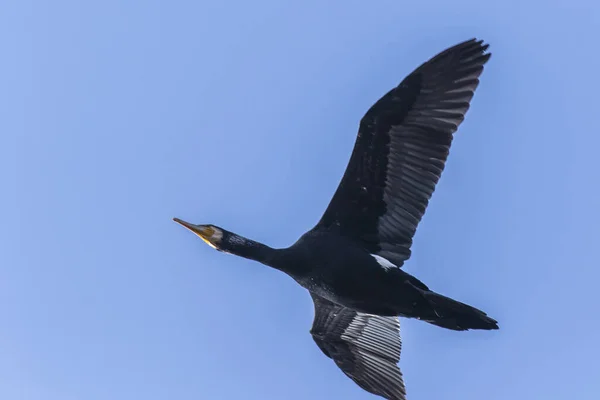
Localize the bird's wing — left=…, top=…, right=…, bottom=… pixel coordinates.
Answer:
left=314, top=39, right=491, bottom=267
left=310, top=294, right=405, bottom=400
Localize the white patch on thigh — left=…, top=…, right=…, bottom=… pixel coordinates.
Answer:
left=371, top=254, right=398, bottom=271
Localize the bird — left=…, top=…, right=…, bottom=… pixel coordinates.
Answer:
left=174, top=38, right=497, bottom=400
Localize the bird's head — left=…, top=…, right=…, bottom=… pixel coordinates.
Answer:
left=173, top=218, right=226, bottom=251
left=173, top=217, right=275, bottom=265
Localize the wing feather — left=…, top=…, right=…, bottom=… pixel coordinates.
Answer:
left=310, top=294, right=406, bottom=400
left=314, top=39, right=491, bottom=267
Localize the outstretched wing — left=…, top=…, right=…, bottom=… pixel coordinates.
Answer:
left=315, top=39, right=491, bottom=267
left=310, top=294, right=405, bottom=400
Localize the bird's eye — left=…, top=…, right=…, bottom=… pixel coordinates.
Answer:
left=201, top=226, right=215, bottom=238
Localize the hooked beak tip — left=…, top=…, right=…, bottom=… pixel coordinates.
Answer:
left=173, top=218, right=216, bottom=249
left=173, top=217, right=196, bottom=231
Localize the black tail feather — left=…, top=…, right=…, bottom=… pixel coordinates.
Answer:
left=422, top=291, right=499, bottom=331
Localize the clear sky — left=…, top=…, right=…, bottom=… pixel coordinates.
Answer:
left=2, top=1, right=599, bottom=399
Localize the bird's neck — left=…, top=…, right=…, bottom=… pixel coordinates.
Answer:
left=224, top=235, right=274, bottom=264
left=224, top=234, right=303, bottom=276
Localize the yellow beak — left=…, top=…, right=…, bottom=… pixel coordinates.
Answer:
left=173, top=218, right=216, bottom=248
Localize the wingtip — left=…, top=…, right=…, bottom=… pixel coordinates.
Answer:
left=422, top=37, right=492, bottom=69
left=461, top=38, right=492, bottom=64
left=462, top=37, right=491, bottom=53
left=468, top=38, right=491, bottom=52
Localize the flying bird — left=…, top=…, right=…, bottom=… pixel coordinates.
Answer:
left=174, top=38, right=497, bottom=400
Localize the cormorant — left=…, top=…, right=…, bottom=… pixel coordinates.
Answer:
left=174, top=38, right=497, bottom=400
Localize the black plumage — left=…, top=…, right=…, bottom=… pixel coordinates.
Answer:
left=174, top=38, right=497, bottom=400
left=310, top=294, right=406, bottom=400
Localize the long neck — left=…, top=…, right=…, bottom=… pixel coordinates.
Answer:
left=224, top=236, right=274, bottom=263
left=223, top=233, right=301, bottom=275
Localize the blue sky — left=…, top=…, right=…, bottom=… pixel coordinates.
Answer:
left=2, top=1, right=599, bottom=399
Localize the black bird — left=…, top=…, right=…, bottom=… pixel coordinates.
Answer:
left=174, top=38, right=497, bottom=400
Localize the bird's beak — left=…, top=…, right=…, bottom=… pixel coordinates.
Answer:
left=173, top=218, right=214, bottom=243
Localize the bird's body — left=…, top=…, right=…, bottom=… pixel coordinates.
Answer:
left=216, top=228, right=497, bottom=329
left=282, top=230, right=420, bottom=316
left=174, top=38, right=497, bottom=400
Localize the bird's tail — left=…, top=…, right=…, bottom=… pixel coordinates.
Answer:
left=421, top=291, right=499, bottom=331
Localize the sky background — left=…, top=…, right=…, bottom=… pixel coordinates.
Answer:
left=2, top=1, right=599, bottom=399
